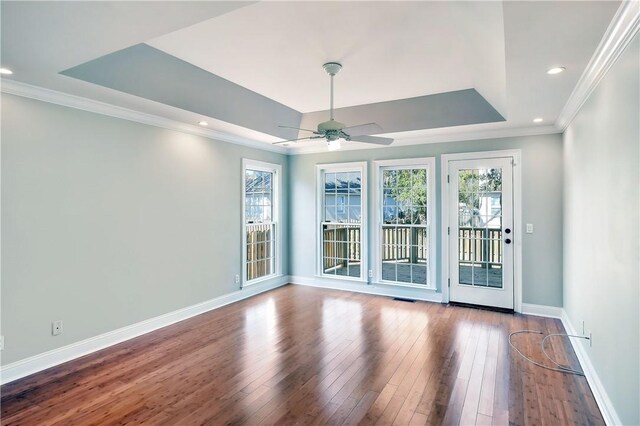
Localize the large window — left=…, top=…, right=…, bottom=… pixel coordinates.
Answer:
left=318, top=163, right=367, bottom=280
left=243, top=160, right=280, bottom=284
left=375, top=159, right=436, bottom=288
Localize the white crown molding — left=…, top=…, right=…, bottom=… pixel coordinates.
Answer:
left=288, top=125, right=561, bottom=155
left=557, top=0, right=640, bottom=130
left=560, top=310, right=623, bottom=426
left=0, top=79, right=287, bottom=154
left=0, top=79, right=563, bottom=156
left=0, top=276, right=290, bottom=385
left=290, top=275, right=443, bottom=303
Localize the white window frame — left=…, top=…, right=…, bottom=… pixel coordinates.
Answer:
left=316, top=162, right=368, bottom=282
left=242, top=159, right=282, bottom=287
left=373, top=158, right=437, bottom=290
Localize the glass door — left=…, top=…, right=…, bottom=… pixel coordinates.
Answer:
left=448, top=157, right=514, bottom=309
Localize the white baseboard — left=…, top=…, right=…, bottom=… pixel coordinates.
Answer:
left=0, top=275, right=290, bottom=385
left=289, top=275, right=443, bottom=303
left=521, top=303, right=564, bottom=318
left=561, top=310, right=622, bottom=426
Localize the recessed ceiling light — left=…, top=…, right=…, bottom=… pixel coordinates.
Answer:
left=0, top=68, right=13, bottom=75
left=533, top=118, right=544, bottom=123
left=198, top=121, right=208, bottom=126
left=547, top=67, right=566, bottom=75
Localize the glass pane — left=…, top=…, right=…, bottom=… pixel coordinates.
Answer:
left=412, top=186, right=427, bottom=208
left=382, top=262, right=396, bottom=281
left=397, top=203, right=410, bottom=224
left=459, top=264, right=473, bottom=285
left=396, top=264, right=412, bottom=283
left=262, top=172, right=272, bottom=190
left=325, top=173, right=336, bottom=192
left=411, top=265, right=427, bottom=285
left=325, top=206, right=336, bottom=222
left=383, top=169, right=398, bottom=188
left=322, top=224, right=360, bottom=277
left=397, top=170, right=411, bottom=187
left=335, top=260, right=348, bottom=276
left=479, top=168, right=502, bottom=191
left=336, top=172, right=349, bottom=193
left=348, top=261, right=361, bottom=278
left=488, top=265, right=503, bottom=288
left=348, top=172, right=361, bottom=193
left=474, top=264, right=489, bottom=287
left=348, top=206, right=361, bottom=222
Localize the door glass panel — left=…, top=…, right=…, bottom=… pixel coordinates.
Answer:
left=457, top=168, right=503, bottom=288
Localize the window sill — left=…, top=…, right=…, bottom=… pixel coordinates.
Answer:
left=316, top=274, right=366, bottom=283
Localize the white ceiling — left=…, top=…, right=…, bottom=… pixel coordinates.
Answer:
left=148, top=1, right=507, bottom=115
left=0, top=1, right=621, bottom=152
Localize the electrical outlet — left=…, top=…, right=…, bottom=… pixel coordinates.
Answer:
left=368, top=269, right=373, bottom=278
left=235, top=274, right=240, bottom=284
left=52, top=320, right=63, bottom=336
left=0, top=336, right=4, bottom=351
left=526, top=223, right=534, bottom=233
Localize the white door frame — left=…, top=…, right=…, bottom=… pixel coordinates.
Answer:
left=440, top=150, right=523, bottom=312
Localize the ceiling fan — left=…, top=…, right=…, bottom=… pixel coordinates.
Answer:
left=274, top=62, right=393, bottom=149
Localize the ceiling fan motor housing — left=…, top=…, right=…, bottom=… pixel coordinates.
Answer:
left=322, top=62, right=342, bottom=76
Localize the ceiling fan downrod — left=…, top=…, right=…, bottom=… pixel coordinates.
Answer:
left=322, top=62, right=342, bottom=121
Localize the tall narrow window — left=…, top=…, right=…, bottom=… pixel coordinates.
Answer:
left=376, top=159, right=435, bottom=288
left=318, top=163, right=367, bottom=280
left=243, top=160, right=280, bottom=284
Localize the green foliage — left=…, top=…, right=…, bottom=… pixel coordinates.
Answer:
left=383, top=169, right=428, bottom=224
left=458, top=168, right=502, bottom=209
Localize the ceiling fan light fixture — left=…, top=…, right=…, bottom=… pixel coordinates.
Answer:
left=327, top=139, right=342, bottom=151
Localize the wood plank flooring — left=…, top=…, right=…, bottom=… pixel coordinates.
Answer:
left=1, top=285, right=603, bottom=425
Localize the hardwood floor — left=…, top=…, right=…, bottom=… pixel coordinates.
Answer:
left=1, top=285, right=603, bottom=425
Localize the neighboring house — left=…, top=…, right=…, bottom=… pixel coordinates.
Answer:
left=459, top=191, right=502, bottom=228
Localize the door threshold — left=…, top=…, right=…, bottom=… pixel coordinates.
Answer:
left=448, top=301, right=514, bottom=314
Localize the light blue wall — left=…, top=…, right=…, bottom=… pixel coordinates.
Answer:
left=288, top=133, right=564, bottom=307
left=1, top=94, right=289, bottom=364
left=563, top=34, right=639, bottom=425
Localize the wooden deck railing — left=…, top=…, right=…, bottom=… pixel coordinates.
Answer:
left=321, top=225, right=502, bottom=271
left=246, top=223, right=274, bottom=281
left=458, top=227, right=502, bottom=266
left=381, top=226, right=428, bottom=263
left=322, top=226, right=361, bottom=270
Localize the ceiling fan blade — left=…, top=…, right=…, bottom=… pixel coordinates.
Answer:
left=342, top=123, right=384, bottom=137
left=278, top=125, right=320, bottom=134
left=350, top=135, right=394, bottom=146
left=272, top=136, right=324, bottom=145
